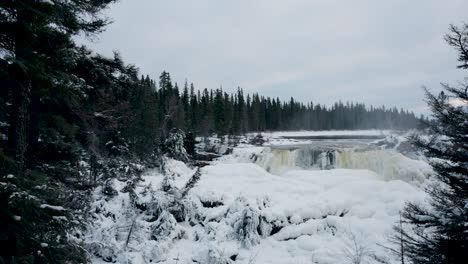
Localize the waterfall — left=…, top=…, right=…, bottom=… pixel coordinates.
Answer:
left=295, top=148, right=335, bottom=170
left=252, top=149, right=296, bottom=174
left=251, top=148, right=335, bottom=174
left=251, top=146, right=431, bottom=183
left=335, top=149, right=430, bottom=182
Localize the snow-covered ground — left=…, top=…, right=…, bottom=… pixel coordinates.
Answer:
left=193, top=164, right=426, bottom=263
left=86, top=130, right=431, bottom=264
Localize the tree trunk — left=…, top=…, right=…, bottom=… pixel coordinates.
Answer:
left=26, top=91, right=40, bottom=167
left=9, top=1, right=33, bottom=175
left=9, top=79, right=31, bottom=175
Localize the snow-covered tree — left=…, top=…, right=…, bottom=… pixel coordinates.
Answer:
left=0, top=1, right=121, bottom=262
left=162, top=129, right=190, bottom=162
left=397, top=23, right=468, bottom=263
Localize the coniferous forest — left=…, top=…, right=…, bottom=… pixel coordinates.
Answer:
left=133, top=72, right=422, bottom=136
left=2, top=1, right=466, bottom=264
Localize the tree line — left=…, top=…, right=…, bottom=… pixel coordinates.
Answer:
left=136, top=71, right=421, bottom=138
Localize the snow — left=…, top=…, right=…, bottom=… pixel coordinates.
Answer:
left=184, top=163, right=424, bottom=263
left=38, top=0, right=54, bottom=5
left=87, top=130, right=430, bottom=264
left=198, top=163, right=424, bottom=223
left=90, top=167, right=425, bottom=263
left=40, top=204, right=65, bottom=211
left=261, top=129, right=391, bottom=138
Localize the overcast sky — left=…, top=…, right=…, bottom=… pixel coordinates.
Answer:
left=85, top=0, right=468, bottom=115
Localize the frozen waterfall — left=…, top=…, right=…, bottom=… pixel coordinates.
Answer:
left=250, top=146, right=431, bottom=183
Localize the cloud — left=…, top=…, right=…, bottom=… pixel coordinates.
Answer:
left=85, top=0, right=468, bottom=115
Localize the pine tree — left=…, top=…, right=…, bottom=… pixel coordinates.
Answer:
left=1, top=0, right=117, bottom=174
left=213, top=88, right=226, bottom=136
left=0, top=1, right=120, bottom=262
left=189, top=83, right=199, bottom=132
left=396, top=23, right=468, bottom=264
left=182, top=80, right=190, bottom=130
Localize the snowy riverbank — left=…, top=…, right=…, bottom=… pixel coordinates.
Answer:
left=86, top=131, right=431, bottom=264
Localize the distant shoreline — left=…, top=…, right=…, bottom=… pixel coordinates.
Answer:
left=280, top=135, right=386, bottom=140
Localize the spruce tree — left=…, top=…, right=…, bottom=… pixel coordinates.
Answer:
left=1, top=0, right=117, bottom=174
left=213, top=88, right=226, bottom=136
left=0, top=1, right=118, bottom=262
left=189, top=83, right=199, bottom=132
left=396, top=23, right=468, bottom=264
left=182, top=80, right=190, bottom=130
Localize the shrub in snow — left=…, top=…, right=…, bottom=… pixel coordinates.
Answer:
left=148, top=166, right=201, bottom=222
left=208, top=246, right=234, bottom=264
left=102, top=178, right=118, bottom=197
left=143, top=244, right=170, bottom=263
left=88, top=243, right=116, bottom=263
left=161, top=173, right=174, bottom=192
left=105, top=133, right=130, bottom=157
left=147, top=190, right=172, bottom=217
left=162, top=129, right=189, bottom=162
left=151, top=211, right=180, bottom=241
left=189, top=242, right=239, bottom=264
left=342, top=230, right=373, bottom=264
left=151, top=162, right=202, bottom=222
left=229, top=198, right=262, bottom=248
left=182, top=198, right=204, bottom=225
left=167, top=197, right=189, bottom=223
left=257, top=215, right=273, bottom=237
left=94, top=156, right=145, bottom=184
left=155, top=191, right=200, bottom=224
left=233, top=207, right=261, bottom=248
